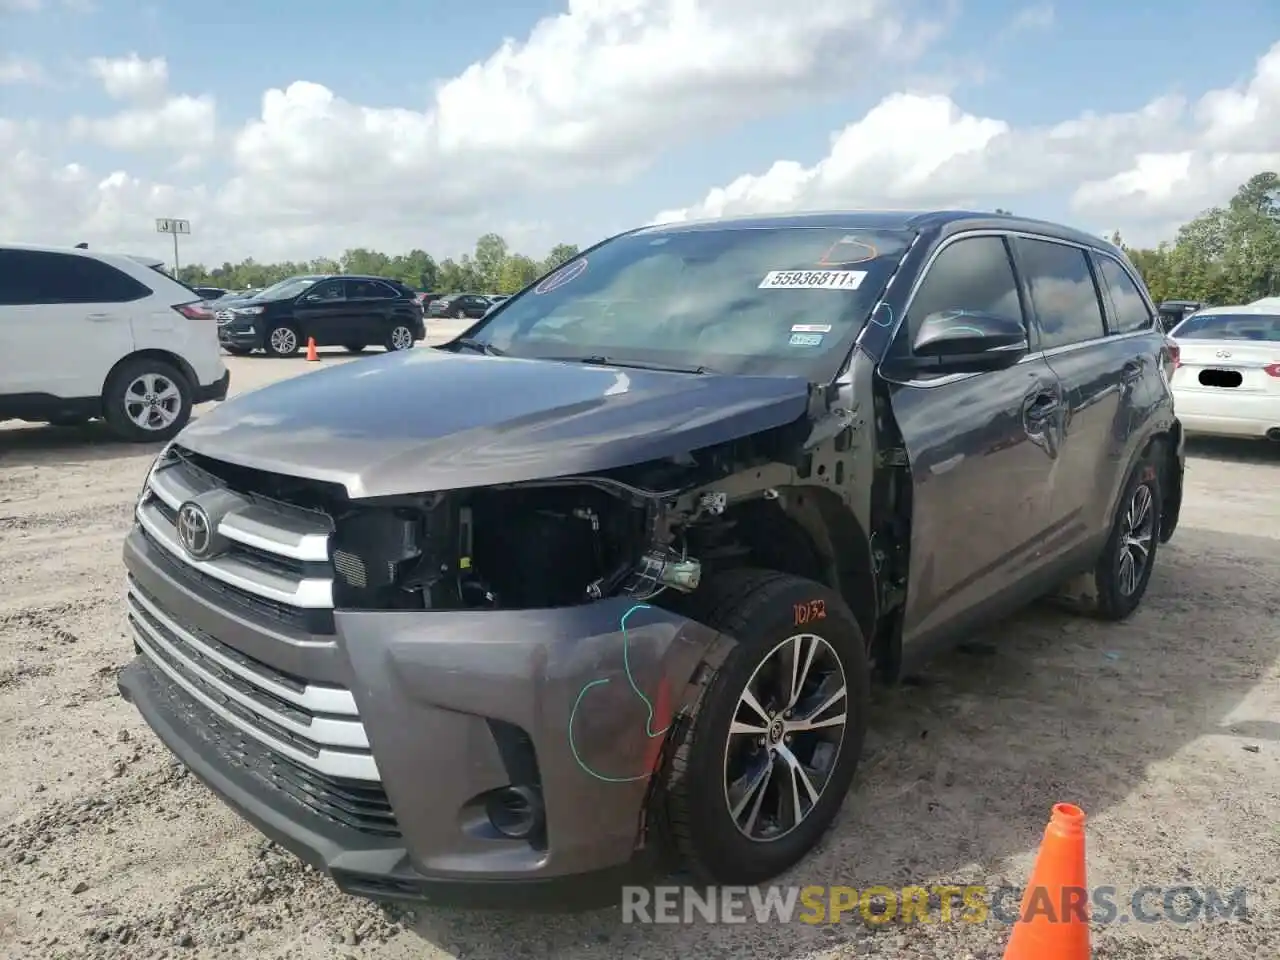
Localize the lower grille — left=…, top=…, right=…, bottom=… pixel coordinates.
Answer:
left=136, top=655, right=400, bottom=838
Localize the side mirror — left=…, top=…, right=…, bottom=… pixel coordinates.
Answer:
left=902, top=310, right=1028, bottom=374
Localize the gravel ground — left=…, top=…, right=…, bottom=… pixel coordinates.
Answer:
left=1, top=342, right=1277, bottom=959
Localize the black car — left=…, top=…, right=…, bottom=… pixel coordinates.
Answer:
left=120, top=210, right=1183, bottom=911
left=216, top=274, right=425, bottom=356
left=427, top=293, right=492, bottom=319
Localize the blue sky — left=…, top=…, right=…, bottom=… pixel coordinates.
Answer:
left=2, top=0, right=1279, bottom=264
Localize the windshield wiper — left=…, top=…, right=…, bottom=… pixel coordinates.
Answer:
left=554, top=355, right=714, bottom=375
left=452, top=338, right=506, bottom=356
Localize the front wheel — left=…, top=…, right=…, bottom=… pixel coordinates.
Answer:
left=101, top=357, right=193, bottom=443
left=660, top=569, right=869, bottom=885
left=265, top=324, right=301, bottom=357
left=385, top=324, right=415, bottom=351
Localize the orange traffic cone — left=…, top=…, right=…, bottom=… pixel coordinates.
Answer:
left=305, top=337, right=318, bottom=362
left=1002, top=803, right=1090, bottom=960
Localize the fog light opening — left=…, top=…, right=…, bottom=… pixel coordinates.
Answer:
left=485, top=785, right=544, bottom=840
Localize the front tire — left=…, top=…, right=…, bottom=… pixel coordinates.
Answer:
left=1091, top=455, right=1162, bottom=620
left=101, top=357, right=192, bottom=443
left=660, top=569, right=869, bottom=885
left=265, top=324, right=301, bottom=358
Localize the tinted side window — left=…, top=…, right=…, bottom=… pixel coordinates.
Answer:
left=1096, top=257, right=1153, bottom=334
left=307, top=280, right=345, bottom=301
left=1015, top=238, right=1105, bottom=350
left=903, top=236, right=1024, bottom=348
left=0, top=250, right=151, bottom=305
left=346, top=279, right=395, bottom=299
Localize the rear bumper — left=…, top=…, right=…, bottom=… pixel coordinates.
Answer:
left=1173, top=388, right=1280, bottom=438
left=195, top=368, right=231, bottom=404
left=119, top=526, right=725, bottom=908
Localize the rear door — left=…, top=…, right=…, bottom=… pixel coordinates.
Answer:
left=1012, top=236, right=1134, bottom=559
left=0, top=249, right=139, bottom=400
left=344, top=279, right=399, bottom=342
left=884, top=233, right=1066, bottom=649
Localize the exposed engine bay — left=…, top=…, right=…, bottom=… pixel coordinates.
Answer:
left=329, top=478, right=720, bottom=612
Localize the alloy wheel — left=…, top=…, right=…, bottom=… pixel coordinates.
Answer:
left=723, top=633, right=848, bottom=842
left=124, top=373, right=182, bottom=432
left=270, top=327, right=298, bottom=354
left=390, top=325, right=413, bottom=350
left=1117, top=482, right=1155, bottom=596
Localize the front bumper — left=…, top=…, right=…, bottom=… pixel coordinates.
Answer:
left=120, top=526, right=726, bottom=908
left=217, top=321, right=261, bottom=350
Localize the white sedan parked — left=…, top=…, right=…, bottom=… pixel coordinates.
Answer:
left=1168, top=305, right=1280, bottom=441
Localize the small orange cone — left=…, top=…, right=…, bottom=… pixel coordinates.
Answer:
left=305, top=337, right=318, bottom=362
left=1002, top=803, right=1091, bottom=960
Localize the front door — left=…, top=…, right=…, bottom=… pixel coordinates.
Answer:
left=292, top=278, right=348, bottom=345
left=883, top=234, right=1066, bottom=649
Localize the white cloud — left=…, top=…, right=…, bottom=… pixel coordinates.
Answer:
left=88, top=52, right=169, bottom=103
left=1, top=0, right=936, bottom=261
left=0, top=55, right=45, bottom=84
left=654, top=40, right=1280, bottom=247
left=68, top=95, right=216, bottom=152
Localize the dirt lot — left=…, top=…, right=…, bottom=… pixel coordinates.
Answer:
left=1, top=342, right=1277, bottom=959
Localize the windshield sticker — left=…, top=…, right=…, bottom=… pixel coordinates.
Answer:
left=818, top=237, right=878, bottom=266
left=534, top=257, right=588, bottom=295
left=791, top=323, right=832, bottom=333
left=789, top=332, right=824, bottom=347
left=759, top=269, right=866, bottom=291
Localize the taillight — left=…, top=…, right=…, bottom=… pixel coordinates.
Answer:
left=1264, top=362, right=1280, bottom=378
left=174, top=301, right=213, bottom=320
left=1166, top=340, right=1180, bottom=369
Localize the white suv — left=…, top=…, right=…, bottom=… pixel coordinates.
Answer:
left=0, top=243, right=229, bottom=442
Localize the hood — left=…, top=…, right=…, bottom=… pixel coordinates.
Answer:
left=176, top=348, right=812, bottom=499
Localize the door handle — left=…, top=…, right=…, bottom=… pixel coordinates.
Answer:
left=1023, top=392, right=1060, bottom=423
left=86, top=313, right=113, bottom=321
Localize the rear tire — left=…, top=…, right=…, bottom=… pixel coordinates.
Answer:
left=659, top=569, right=869, bottom=885
left=385, top=324, right=415, bottom=351
left=101, top=357, right=192, bottom=443
left=1092, top=455, right=1162, bottom=620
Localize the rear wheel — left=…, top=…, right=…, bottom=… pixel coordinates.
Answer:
left=1092, top=455, right=1162, bottom=620
left=385, top=324, right=415, bottom=351
left=101, top=357, right=192, bottom=443
left=660, top=569, right=869, bottom=884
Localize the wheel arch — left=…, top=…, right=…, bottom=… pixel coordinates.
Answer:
left=101, top=348, right=197, bottom=398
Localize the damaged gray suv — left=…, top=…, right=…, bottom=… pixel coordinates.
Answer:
left=119, top=211, right=1184, bottom=909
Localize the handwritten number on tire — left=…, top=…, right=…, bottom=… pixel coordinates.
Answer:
left=794, top=599, right=826, bottom=626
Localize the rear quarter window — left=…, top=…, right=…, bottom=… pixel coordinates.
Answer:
left=1096, top=257, right=1154, bottom=334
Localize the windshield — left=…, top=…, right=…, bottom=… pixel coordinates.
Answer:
left=457, top=225, right=916, bottom=376
left=255, top=276, right=323, bottom=300
left=1172, top=313, right=1280, bottom=342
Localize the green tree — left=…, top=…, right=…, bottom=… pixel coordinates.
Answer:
left=473, top=233, right=509, bottom=291
left=542, top=243, right=579, bottom=273
left=498, top=254, right=540, bottom=293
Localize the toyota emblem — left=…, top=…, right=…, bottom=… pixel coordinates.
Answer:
left=176, top=501, right=214, bottom=559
